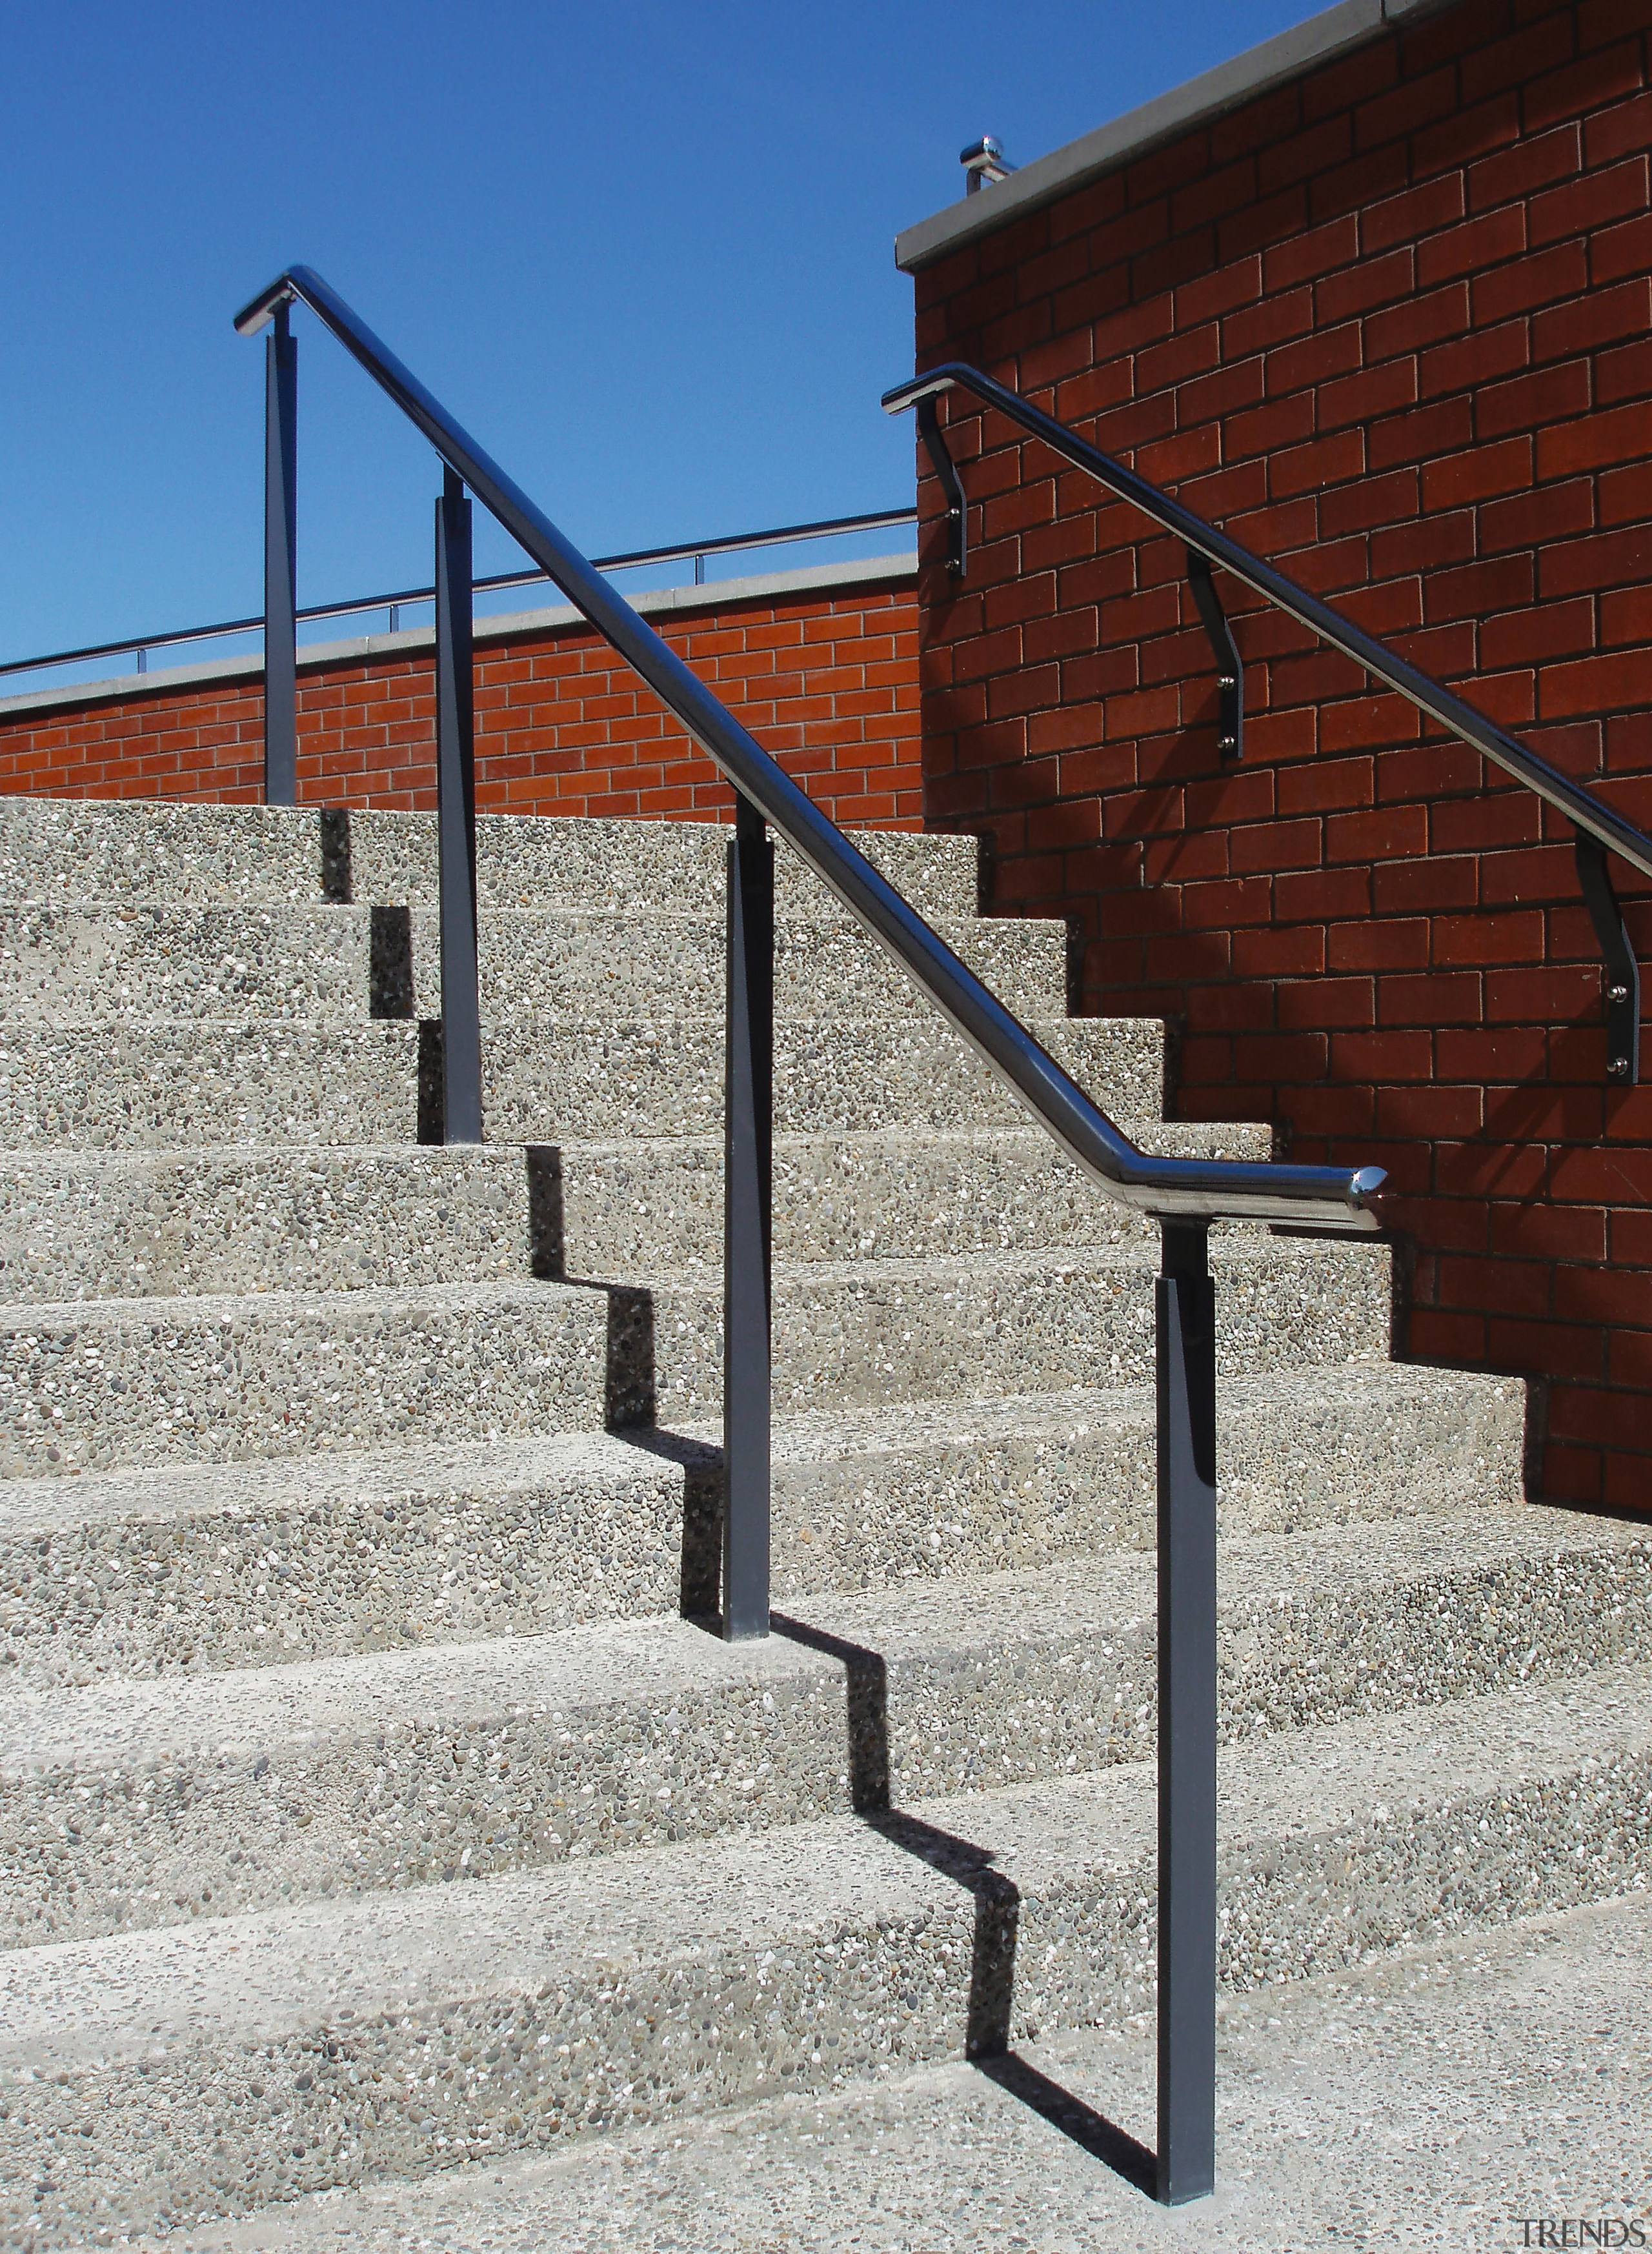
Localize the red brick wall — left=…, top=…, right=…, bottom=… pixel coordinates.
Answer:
left=0, top=576, right=922, bottom=829
left=912, top=0, right=1652, bottom=1509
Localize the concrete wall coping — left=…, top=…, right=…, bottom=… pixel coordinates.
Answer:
left=893, top=0, right=1452, bottom=274
left=0, top=552, right=918, bottom=725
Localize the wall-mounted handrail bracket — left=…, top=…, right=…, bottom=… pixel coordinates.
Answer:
left=916, top=395, right=967, bottom=578
left=1185, top=546, right=1243, bottom=763
left=1575, top=833, right=1642, bottom=1086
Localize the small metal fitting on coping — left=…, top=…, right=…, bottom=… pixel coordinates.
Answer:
left=961, top=136, right=1015, bottom=194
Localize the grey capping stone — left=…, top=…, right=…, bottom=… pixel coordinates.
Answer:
left=893, top=0, right=1462, bottom=274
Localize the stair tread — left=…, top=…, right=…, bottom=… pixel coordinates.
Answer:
left=619, top=1233, right=1385, bottom=1291
left=749, top=1361, right=1513, bottom=1462
left=0, top=1429, right=670, bottom=1538
left=5, top=1652, right=1649, bottom=2066
left=141, top=1890, right=1652, bottom=2254
left=7, top=1504, right=1641, bottom=1770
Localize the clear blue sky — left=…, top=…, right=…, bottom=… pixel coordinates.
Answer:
left=0, top=0, right=1323, bottom=664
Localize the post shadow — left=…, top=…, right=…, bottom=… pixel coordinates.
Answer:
left=771, top=1609, right=1157, bottom=2199
left=519, top=1143, right=658, bottom=1431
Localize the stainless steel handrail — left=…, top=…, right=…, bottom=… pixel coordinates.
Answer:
left=0, top=509, right=918, bottom=686
left=232, top=265, right=1382, bottom=1233
left=883, top=361, right=1652, bottom=887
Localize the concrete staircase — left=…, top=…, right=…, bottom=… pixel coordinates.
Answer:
left=0, top=795, right=1646, bottom=2244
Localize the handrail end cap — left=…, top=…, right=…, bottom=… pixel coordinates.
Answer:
left=1349, top=1164, right=1389, bottom=1225
left=234, top=276, right=297, bottom=338
left=881, top=372, right=960, bottom=416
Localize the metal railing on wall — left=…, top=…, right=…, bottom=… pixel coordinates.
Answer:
left=0, top=503, right=918, bottom=699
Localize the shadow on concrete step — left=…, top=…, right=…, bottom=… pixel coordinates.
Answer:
left=616, top=1424, right=723, bottom=1620
left=523, top=1142, right=661, bottom=1431
left=772, top=1609, right=1157, bottom=2199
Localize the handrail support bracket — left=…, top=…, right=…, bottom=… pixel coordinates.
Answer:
left=1575, top=834, right=1642, bottom=1085
left=1185, top=547, right=1243, bottom=762
left=916, top=396, right=968, bottom=579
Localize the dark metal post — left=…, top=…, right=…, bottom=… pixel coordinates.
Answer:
left=263, top=302, right=298, bottom=805
left=723, top=792, right=773, bottom=1640
left=1156, top=1216, right=1217, bottom=2205
left=434, top=467, right=483, bottom=1143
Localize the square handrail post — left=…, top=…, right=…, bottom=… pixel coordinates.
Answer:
left=1156, top=1214, right=1218, bottom=2204
left=722, top=790, right=773, bottom=1640
left=263, top=303, right=298, bottom=805
left=434, top=467, right=483, bottom=1143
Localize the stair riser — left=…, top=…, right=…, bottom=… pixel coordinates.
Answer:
left=765, top=1376, right=1526, bottom=1600
left=641, top=1243, right=1392, bottom=1422
left=0, top=1290, right=609, bottom=1479
left=6, top=1542, right=1646, bottom=1950
left=0, top=903, right=1062, bottom=1029
left=0, top=909, right=372, bottom=1027
left=0, top=1016, right=1163, bottom=1152
left=0, top=1132, right=1271, bottom=1304
left=401, top=913, right=1067, bottom=1026
left=0, top=1445, right=689, bottom=1689
left=0, top=1375, right=1518, bottom=1689
left=350, top=812, right=981, bottom=924
left=0, top=803, right=328, bottom=909
left=0, top=1027, right=419, bottom=1151
left=6, top=1742, right=1650, bottom=2236
left=483, top=1016, right=1168, bottom=1145
left=0, top=802, right=978, bottom=923
left=562, top=1129, right=1269, bottom=1274
left=0, top=1150, right=536, bottom=1303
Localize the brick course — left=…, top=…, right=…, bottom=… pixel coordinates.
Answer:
left=912, top=0, right=1652, bottom=1509
left=0, top=575, right=922, bottom=830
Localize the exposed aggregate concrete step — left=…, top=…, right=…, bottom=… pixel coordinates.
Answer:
left=0, top=1436, right=689, bottom=1689
left=0, top=1128, right=1272, bottom=1305
left=0, top=1023, right=419, bottom=1151
left=0, top=906, right=372, bottom=1027
left=641, top=1235, right=1392, bottom=1420
left=0, top=1280, right=611, bottom=1478
left=754, top=1365, right=1527, bottom=1596
left=0, top=1010, right=1167, bottom=1151
left=0, top=800, right=981, bottom=925
left=408, top=906, right=1068, bottom=1027
left=0, top=1146, right=536, bottom=1302
left=2, top=1508, right=1644, bottom=1951
left=1, top=792, right=1620, bottom=2248
left=0, top=801, right=332, bottom=909
left=3, top=1659, right=1649, bottom=2235
left=0, top=895, right=1065, bottom=1031
left=0, top=1367, right=1524, bottom=1689
left=558, top=1123, right=1269, bottom=1273
left=483, top=1013, right=1169, bottom=1148
left=151, top=1891, right=1652, bottom=2254
left=350, top=811, right=982, bottom=925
